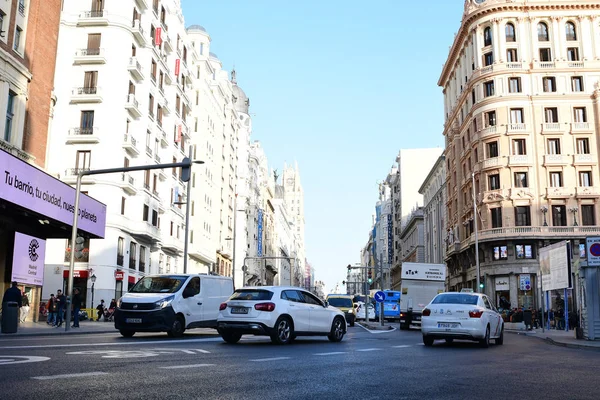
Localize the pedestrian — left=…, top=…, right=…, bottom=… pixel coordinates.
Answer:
left=55, top=289, right=66, bottom=327
left=96, top=299, right=105, bottom=322
left=109, top=299, right=117, bottom=310
left=71, top=288, right=82, bottom=328
left=47, top=294, right=57, bottom=325
left=2, top=282, right=22, bottom=324
left=20, top=291, right=30, bottom=323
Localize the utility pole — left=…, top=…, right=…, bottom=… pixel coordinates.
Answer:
left=231, top=193, right=238, bottom=288
left=182, top=146, right=194, bottom=274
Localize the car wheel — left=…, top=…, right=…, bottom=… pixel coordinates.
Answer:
left=167, top=315, right=185, bottom=338
left=495, top=325, right=504, bottom=346
left=328, top=317, right=346, bottom=342
left=119, top=330, right=135, bottom=338
left=479, top=325, right=490, bottom=348
left=423, top=335, right=434, bottom=346
left=271, top=316, right=293, bottom=345
left=220, top=330, right=242, bottom=344
left=445, top=338, right=454, bottom=344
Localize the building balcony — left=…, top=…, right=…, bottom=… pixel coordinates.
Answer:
left=573, top=154, right=597, bottom=165
left=473, top=225, right=600, bottom=243
left=542, top=123, right=565, bottom=134
left=505, top=62, right=525, bottom=70
left=128, top=221, right=161, bottom=244
left=135, top=0, right=148, bottom=11
left=571, top=122, right=592, bottom=133
left=154, top=153, right=161, bottom=163
left=158, top=169, right=167, bottom=181
left=62, top=168, right=93, bottom=185
left=567, top=61, right=585, bottom=68
left=163, top=32, right=174, bottom=53
left=157, top=201, right=166, bottom=214
left=77, top=10, right=109, bottom=26
left=534, top=61, right=555, bottom=69
left=481, top=156, right=504, bottom=171
left=481, top=189, right=506, bottom=203
left=576, top=186, right=600, bottom=198
left=160, top=130, right=169, bottom=148
left=171, top=205, right=184, bottom=218
left=507, top=123, right=527, bottom=134
left=122, top=134, right=140, bottom=157
left=66, top=127, right=100, bottom=144
left=73, top=48, right=106, bottom=64
left=162, top=235, right=183, bottom=254
left=70, top=87, right=102, bottom=103
left=127, top=57, right=144, bottom=81
left=120, top=172, right=137, bottom=195
left=478, top=125, right=498, bottom=140
left=131, top=19, right=147, bottom=46
left=546, top=187, right=572, bottom=199
left=145, top=145, right=153, bottom=157
left=508, top=188, right=535, bottom=200
left=125, top=94, right=142, bottom=118
left=508, top=154, right=531, bottom=166
left=161, top=99, right=171, bottom=115
left=543, top=154, right=569, bottom=166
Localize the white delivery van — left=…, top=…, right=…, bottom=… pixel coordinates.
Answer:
left=114, top=274, right=233, bottom=338
left=399, top=263, right=446, bottom=330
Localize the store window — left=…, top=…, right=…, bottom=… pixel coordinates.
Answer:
left=493, top=245, right=508, bottom=260
left=516, top=244, right=534, bottom=259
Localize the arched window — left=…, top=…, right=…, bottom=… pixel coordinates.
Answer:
left=505, top=23, right=516, bottom=42
left=484, top=26, right=493, bottom=46
left=566, top=21, right=577, bottom=41
left=538, top=22, right=549, bottom=41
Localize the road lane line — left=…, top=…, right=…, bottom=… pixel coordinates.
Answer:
left=314, top=352, right=347, bottom=356
left=249, top=357, right=291, bottom=362
left=160, top=364, right=215, bottom=369
left=194, top=349, right=211, bottom=354
left=356, top=348, right=382, bottom=352
left=392, top=345, right=412, bottom=348
left=0, top=337, right=223, bottom=350
left=32, top=372, right=109, bottom=380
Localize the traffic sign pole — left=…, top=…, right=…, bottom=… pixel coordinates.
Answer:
left=374, top=291, right=386, bottom=327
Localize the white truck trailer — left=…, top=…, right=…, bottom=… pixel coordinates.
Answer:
left=399, top=262, right=446, bottom=330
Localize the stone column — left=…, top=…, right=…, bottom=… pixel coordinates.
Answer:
left=475, top=26, right=482, bottom=69
left=492, top=19, right=501, bottom=63
left=551, top=16, right=562, bottom=60
left=509, top=273, right=519, bottom=308
left=579, top=16, right=591, bottom=60
left=517, top=17, right=527, bottom=62
left=590, top=16, right=600, bottom=60
left=529, top=17, right=538, bottom=61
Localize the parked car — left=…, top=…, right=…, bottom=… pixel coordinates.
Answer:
left=326, top=294, right=355, bottom=326
left=217, top=286, right=347, bottom=344
left=354, top=301, right=375, bottom=321
left=421, top=291, right=504, bottom=348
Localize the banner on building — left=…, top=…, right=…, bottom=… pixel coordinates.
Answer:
left=387, top=214, right=393, bottom=264
left=257, top=209, right=263, bottom=257
left=175, top=59, right=181, bottom=76
left=155, top=27, right=162, bottom=46
left=11, top=232, right=46, bottom=286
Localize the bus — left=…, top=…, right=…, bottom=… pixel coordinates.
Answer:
left=374, top=290, right=401, bottom=321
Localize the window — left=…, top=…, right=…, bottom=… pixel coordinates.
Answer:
left=75, top=150, right=91, bottom=171
left=484, top=27, right=492, bottom=46
left=506, top=48, right=518, bottom=62
left=550, top=171, right=563, bottom=187
left=484, top=52, right=493, bottom=66
left=489, top=173, right=500, bottom=190
left=509, top=77, right=521, bottom=93
left=538, top=22, right=549, bottom=41
left=485, top=111, right=496, bottom=127
left=491, top=208, right=502, bottom=228
left=148, top=94, right=154, bottom=117
left=582, top=205, right=596, bottom=226
left=574, top=107, right=587, bottom=123
left=552, top=205, right=567, bottom=226
left=139, top=246, right=146, bottom=273
left=547, top=139, right=561, bottom=155
left=143, top=204, right=149, bottom=221
left=515, top=206, right=531, bottom=226
left=539, top=48, right=552, bottom=61
left=565, top=21, right=577, bottom=41
left=151, top=59, right=157, bottom=81
left=514, top=172, right=528, bottom=188
left=572, top=76, right=583, bottom=92
left=121, top=197, right=126, bottom=215
left=4, top=91, right=16, bottom=141
left=542, top=77, right=556, bottom=92
left=0, top=11, right=5, bottom=39
left=487, top=141, right=499, bottom=158
left=484, top=80, right=494, bottom=97
left=576, top=138, right=590, bottom=154
left=544, top=107, right=558, bottom=123
left=144, top=170, right=150, bottom=189
left=129, top=242, right=137, bottom=269
left=471, top=89, right=476, bottom=104
left=512, top=139, right=526, bottom=155
left=80, top=111, right=94, bottom=134
left=83, top=71, right=98, bottom=92
left=516, top=245, right=533, bottom=259
left=117, top=237, right=124, bottom=266
left=510, top=108, right=524, bottom=124
left=505, top=23, right=516, bottom=42
left=579, top=171, right=592, bottom=187
left=493, top=246, right=508, bottom=261
left=14, top=26, right=22, bottom=52
left=567, top=47, right=579, bottom=61
left=152, top=209, right=158, bottom=226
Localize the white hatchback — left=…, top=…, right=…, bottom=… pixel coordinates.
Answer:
left=217, top=286, right=347, bottom=344
left=421, top=292, right=504, bottom=347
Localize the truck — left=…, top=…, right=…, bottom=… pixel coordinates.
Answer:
left=399, top=262, right=446, bottom=330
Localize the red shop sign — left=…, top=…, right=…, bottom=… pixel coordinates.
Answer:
left=63, top=270, right=89, bottom=279
left=115, top=271, right=124, bottom=281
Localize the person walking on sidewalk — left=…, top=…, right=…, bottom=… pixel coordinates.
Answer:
left=71, top=288, right=82, bottom=328
left=96, top=300, right=106, bottom=322
left=47, top=294, right=57, bottom=325
left=20, top=291, right=30, bottom=323
left=55, top=290, right=66, bottom=327
left=2, top=281, right=23, bottom=307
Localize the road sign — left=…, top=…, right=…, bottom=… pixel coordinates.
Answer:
left=586, top=237, right=600, bottom=266
left=519, top=274, right=531, bottom=291
left=374, top=291, right=386, bottom=303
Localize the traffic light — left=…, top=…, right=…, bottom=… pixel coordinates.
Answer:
left=342, top=280, right=346, bottom=285
left=180, top=157, right=191, bottom=182
left=74, top=236, right=85, bottom=260
left=347, top=264, right=351, bottom=271
left=368, top=269, right=372, bottom=284
left=479, top=276, right=484, bottom=289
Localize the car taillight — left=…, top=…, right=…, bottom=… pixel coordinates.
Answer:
left=400, top=313, right=405, bottom=317
left=469, top=310, right=484, bottom=318
left=422, top=308, right=431, bottom=317
left=219, top=303, right=227, bottom=311
left=254, top=302, right=276, bottom=312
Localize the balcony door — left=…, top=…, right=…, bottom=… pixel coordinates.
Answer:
left=83, top=71, right=98, bottom=94
left=87, top=34, right=101, bottom=55
left=80, top=111, right=94, bottom=135
left=91, top=0, right=104, bottom=12
left=552, top=205, right=567, bottom=226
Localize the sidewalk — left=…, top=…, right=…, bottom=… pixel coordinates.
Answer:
left=0, top=319, right=117, bottom=337
left=506, top=327, right=600, bottom=350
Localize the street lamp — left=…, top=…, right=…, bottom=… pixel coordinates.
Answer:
left=540, top=206, right=548, bottom=226
left=90, top=274, right=97, bottom=321
left=569, top=206, right=579, bottom=226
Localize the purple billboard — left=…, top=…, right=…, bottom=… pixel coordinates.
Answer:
left=0, top=150, right=106, bottom=238
left=11, top=232, right=46, bottom=286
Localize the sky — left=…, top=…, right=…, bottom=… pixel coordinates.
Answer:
left=181, top=0, right=465, bottom=293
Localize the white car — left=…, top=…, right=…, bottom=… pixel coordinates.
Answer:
left=217, top=286, right=347, bottom=344
left=354, top=301, right=375, bottom=321
left=421, top=291, right=504, bottom=347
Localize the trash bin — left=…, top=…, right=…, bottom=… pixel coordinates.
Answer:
left=1, top=301, right=19, bottom=334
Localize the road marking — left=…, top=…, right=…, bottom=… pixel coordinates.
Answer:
left=160, top=364, right=215, bottom=369
left=32, top=372, right=109, bottom=380
left=194, top=349, right=211, bottom=354
left=392, top=345, right=412, bottom=349
left=416, top=343, right=424, bottom=346
left=314, top=352, right=347, bottom=356
left=0, top=355, right=50, bottom=365
left=357, top=348, right=382, bottom=352
left=249, top=357, right=291, bottom=362
left=0, top=337, right=223, bottom=350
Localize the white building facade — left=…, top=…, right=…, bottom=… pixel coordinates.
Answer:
left=419, top=155, right=447, bottom=265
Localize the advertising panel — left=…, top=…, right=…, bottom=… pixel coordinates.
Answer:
left=539, top=241, right=572, bottom=291
left=401, top=262, right=446, bottom=281
left=387, top=214, right=393, bottom=264
left=257, top=209, right=263, bottom=257
left=11, top=232, right=46, bottom=286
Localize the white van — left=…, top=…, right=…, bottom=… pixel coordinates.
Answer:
left=114, top=274, right=233, bottom=338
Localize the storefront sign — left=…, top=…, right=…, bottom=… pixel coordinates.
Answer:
left=63, top=270, right=89, bottom=279
left=11, top=232, right=46, bottom=286
left=0, top=150, right=106, bottom=238
left=586, top=237, right=600, bottom=266
left=495, top=277, right=510, bottom=291
left=257, top=209, right=263, bottom=257
left=520, top=274, right=531, bottom=291
left=115, top=271, right=124, bottom=281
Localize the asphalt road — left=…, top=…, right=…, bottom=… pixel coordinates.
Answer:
left=0, top=324, right=597, bottom=400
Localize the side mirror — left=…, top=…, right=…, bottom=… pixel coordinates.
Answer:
left=323, top=301, right=329, bottom=308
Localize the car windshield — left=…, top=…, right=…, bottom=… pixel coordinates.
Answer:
left=129, top=276, right=187, bottom=294
left=230, top=289, right=273, bottom=301
left=327, top=297, right=353, bottom=308
left=431, top=293, right=479, bottom=305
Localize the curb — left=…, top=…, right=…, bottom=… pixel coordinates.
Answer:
left=356, top=322, right=396, bottom=333
left=506, top=330, right=600, bottom=351
left=0, top=329, right=118, bottom=338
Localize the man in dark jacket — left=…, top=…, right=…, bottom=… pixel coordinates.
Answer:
left=55, top=290, right=66, bottom=328
left=72, top=288, right=82, bottom=328
left=2, top=281, right=23, bottom=307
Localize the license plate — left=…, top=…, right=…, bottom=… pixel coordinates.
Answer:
left=231, top=307, right=248, bottom=314
left=414, top=316, right=421, bottom=320
left=438, top=323, right=459, bottom=328
left=126, top=318, right=142, bottom=323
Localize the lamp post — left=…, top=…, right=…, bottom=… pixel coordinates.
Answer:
left=90, top=274, right=97, bottom=321
left=541, top=206, right=548, bottom=226
left=472, top=173, right=481, bottom=293
left=569, top=206, right=579, bottom=226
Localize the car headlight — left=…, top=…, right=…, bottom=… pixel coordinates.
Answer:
left=155, top=295, right=175, bottom=309
left=347, top=309, right=354, bottom=314
left=116, top=298, right=122, bottom=308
